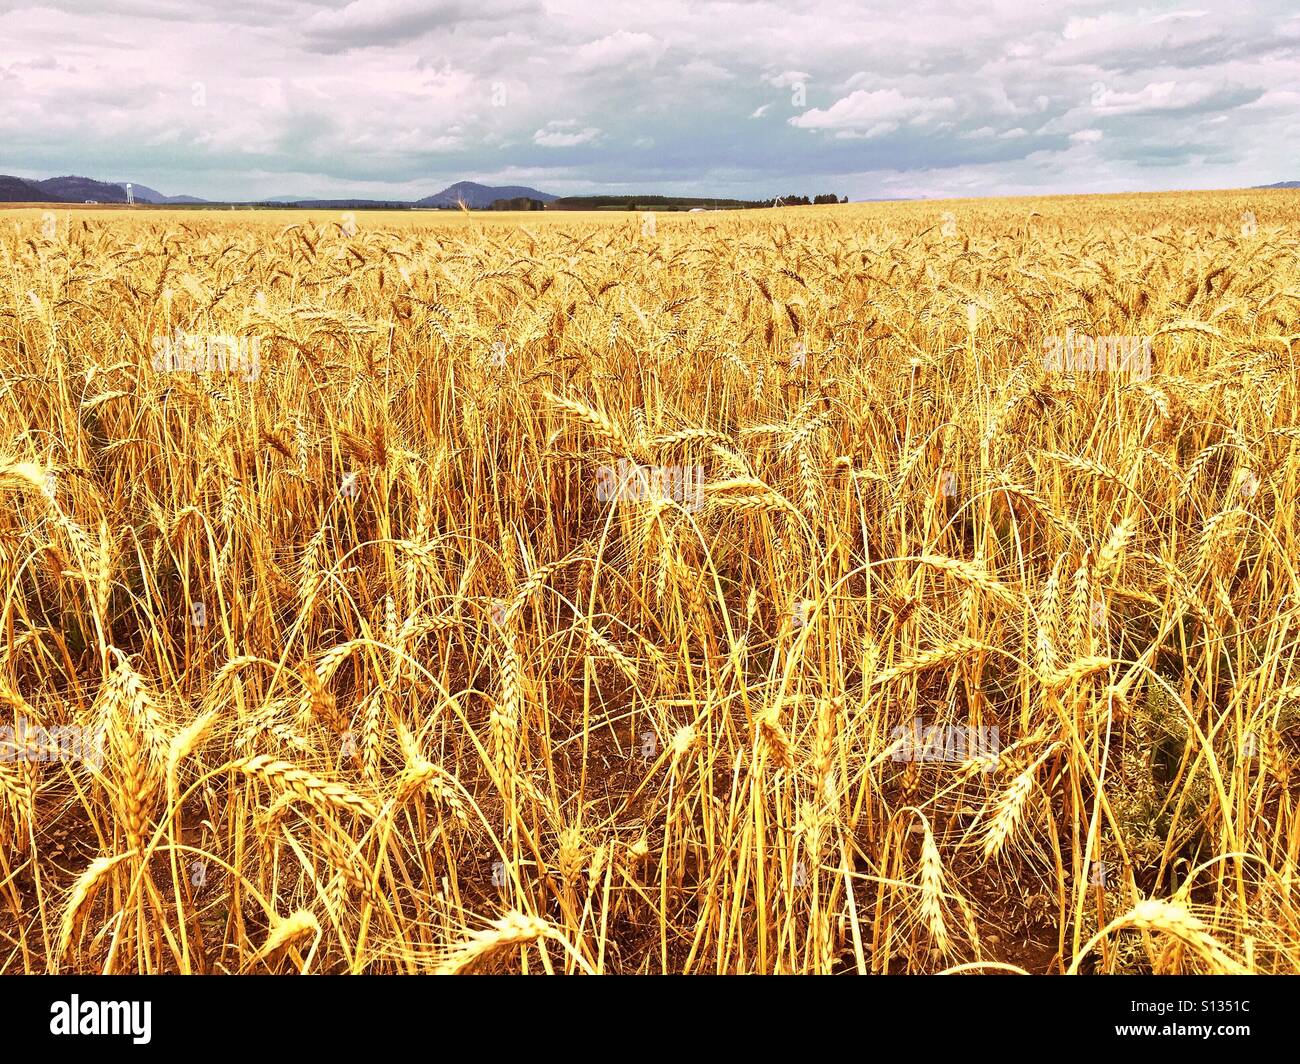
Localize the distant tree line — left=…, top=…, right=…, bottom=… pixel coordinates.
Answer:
left=545, top=194, right=849, bottom=211
left=549, top=195, right=765, bottom=211
left=489, top=197, right=548, bottom=210
left=762, top=194, right=848, bottom=206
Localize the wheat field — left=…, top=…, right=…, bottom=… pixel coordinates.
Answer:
left=1, top=191, right=1298, bottom=974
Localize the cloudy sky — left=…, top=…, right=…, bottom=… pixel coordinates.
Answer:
left=2, top=0, right=1298, bottom=201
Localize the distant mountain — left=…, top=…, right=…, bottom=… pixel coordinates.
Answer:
left=415, top=181, right=557, bottom=208
left=0, top=175, right=61, bottom=202
left=0, top=174, right=203, bottom=204
left=4, top=174, right=558, bottom=209
left=36, top=176, right=128, bottom=202
left=1258, top=181, right=1300, bottom=189
left=113, top=182, right=207, bottom=204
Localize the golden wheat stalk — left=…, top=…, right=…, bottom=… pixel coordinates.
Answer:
left=872, top=638, right=991, bottom=687
left=251, top=909, right=321, bottom=969
left=231, top=755, right=377, bottom=818
left=57, top=850, right=138, bottom=959
left=919, top=555, right=1019, bottom=607
left=435, top=911, right=557, bottom=974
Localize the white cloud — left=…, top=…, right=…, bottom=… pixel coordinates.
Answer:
left=1090, top=80, right=1231, bottom=115
left=1243, top=89, right=1300, bottom=109
left=790, top=88, right=956, bottom=136
left=570, top=31, right=662, bottom=72
left=533, top=121, right=600, bottom=147
left=2, top=0, right=1297, bottom=200
left=1063, top=8, right=1208, bottom=41
left=680, top=59, right=733, bottom=81
left=766, top=70, right=810, bottom=89
left=303, top=0, right=537, bottom=51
